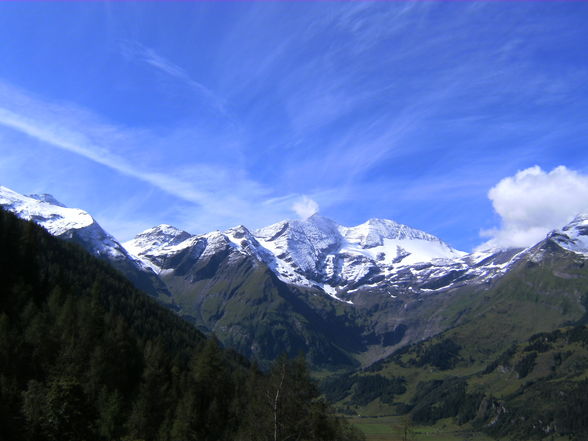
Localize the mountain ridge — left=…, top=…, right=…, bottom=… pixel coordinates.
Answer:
left=0, top=186, right=174, bottom=305
left=4, top=184, right=588, bottom=439
left=3, top=184, right=588, bottom=371
left=125, top=213, right=468, bottom=302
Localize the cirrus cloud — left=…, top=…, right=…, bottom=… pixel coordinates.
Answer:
left=480, top=165, right=588, bottom=250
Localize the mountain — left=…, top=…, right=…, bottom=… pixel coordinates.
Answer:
left=122, top=213, right=540, bottom=366
left=126, top=215, right=468, bottom=300
left=125, top=214, right=533, bottom=306
left=119, top=216, right=482, bottom=366
left=5, top=183, right=588, bottom=439
left=5, top=184, right=588, bottom=374
left=122, top=209, right=588, bottom=440
left=126, top=222, right=364, bottom=367
left=0, top=207, right=363, bottom=441
left=0, top=186, right=172, bottom=304
left=547, top=213, right=588, bottom=256
left=323, top=216, right=588, bottom=439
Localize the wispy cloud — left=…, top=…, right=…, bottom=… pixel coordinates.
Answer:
left=1, top=2, right=585, bottom=252
left=121, top=41, right=228, bottom=116
left=0, top=112, right=230, bottom=218
left=0, top=81, right=322, bottom=236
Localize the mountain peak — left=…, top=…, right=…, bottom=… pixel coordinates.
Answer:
left=365, top=217, right=399, bottom=226
left=548, top=213, right=588, bottom=256
left=342, top=217, right=445, bottom=249
left=0, top=185, right=95, bottom=236
left=306, top=213, right=335, bottom=222
left=127, top=224, right=192, bottom=256
left=138, top=224, right=189, bottom=237
left=563, top=213, right=588, bottom=229
left=301, top=213, right=341, bottom=231
left=224, top=224, right=255, bottom=240
left=27, top=193, right=66, bottom=208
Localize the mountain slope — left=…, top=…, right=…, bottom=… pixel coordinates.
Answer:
left=123, top=216, right=477, bottom=368
left=0, top=207, right=364, bottom=441
left=123, top=213, right=588, bottom=369
left=7, top=184, right=588, bottom=377
left=324, top=225, right=588, bottom=438
left=128, top=225, right=365, bottom=368
left=127, top=215, right=466, bottom=299
left=0, top=186, right=172, bottom=304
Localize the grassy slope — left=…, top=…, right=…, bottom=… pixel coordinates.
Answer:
left=330, top=242, right=588, bottom=439
left=349, top=416, right=497, bottom=441
left=347, top=325, right=588, bottom=440
left=161, top=249, right=366, bottom=369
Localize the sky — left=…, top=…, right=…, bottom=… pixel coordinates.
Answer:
left=0, top=1, right=587, bottom=252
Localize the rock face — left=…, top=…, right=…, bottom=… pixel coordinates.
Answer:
left=0, top=186, right=172, bottom=304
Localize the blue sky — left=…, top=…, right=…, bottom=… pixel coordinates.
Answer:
left=0, top=1, right=587, bottom=251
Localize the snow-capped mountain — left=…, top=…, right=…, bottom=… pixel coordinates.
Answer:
left=5, top=184, right=588, bottom=369
left=0, top=186, right=128, bottom=259
left=125, top=214, right=476, bottom=301
left=253, top=215, right=468, bottom=293
left=12, top=180, right=585, bottom=306
left=130, top=212, right=588, bottom=304
left=0, top=186, right=172, bottom=302
left=548, top=214, right=588, bottom=256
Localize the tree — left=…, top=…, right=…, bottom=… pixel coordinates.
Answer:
left=260, top=355, right=330, bottom=441
left=402, top=415, right=416, bottom=441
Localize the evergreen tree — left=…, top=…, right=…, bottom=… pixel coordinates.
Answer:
left=0, top=208, right=364, bottom=441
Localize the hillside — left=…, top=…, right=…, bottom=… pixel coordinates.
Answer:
left=324, top=238, right=588, bottom=440
left=4, top=185, right=588, bottom=377
left=0, top=208, right=363, bottom=441
left=0, top=186, right=173, bottom=304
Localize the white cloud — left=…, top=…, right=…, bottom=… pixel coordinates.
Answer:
left=0, top=81, right=325, bottom=237
left=292, top=196, right=319, bottom=219
left=0, top=104, right=208, bottom=205
left=120, top=41, right=228, bottom=116
left=480, top=165, right=588, bottom=249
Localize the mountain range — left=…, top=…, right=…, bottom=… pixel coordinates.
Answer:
left=2, top=185, right=587, bottom=371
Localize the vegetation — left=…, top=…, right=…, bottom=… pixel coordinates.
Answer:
left=335, top=322, right=588, bottom=440
left=325, top=245, right=588, bottom=440
left=0, top=208, right=364, bottom=441
left=323, top=373, right=406, bottom=406
left=159, top=240, right=367, bottom=370
left=349, top=415, right=498, bottom=441
left=4, top=202, right=588, bottom=441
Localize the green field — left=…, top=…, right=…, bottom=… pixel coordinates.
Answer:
left=349, top=416, right=496, bottom=441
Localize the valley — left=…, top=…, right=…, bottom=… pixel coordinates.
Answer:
left=2, top=184, right=588, bottom=440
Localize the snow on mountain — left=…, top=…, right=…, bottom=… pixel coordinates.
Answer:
left=124, top=224, right=191, bottom=258
left=28, top=193, right=67, bottom=208
left=124, top=224, right=271, bottom=276
left=0, top=185, right=130, bottom=260
left=548, top=214, right=588, bottom=256
left=251, top=215, right=467, bottom=293
left=339, top=218, right=466, bottom=266
left=1, top=186, right=92, bottom=234
left=125, top=214, right=470, bottom=301
left=9, top=183, right=587, bottom=305
left=254, top=215, right=343, bottom=288
left=0, top=185, right=174, bottom=302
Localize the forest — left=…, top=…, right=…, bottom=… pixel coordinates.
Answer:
left=0, top=208, right=364, bottom=441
